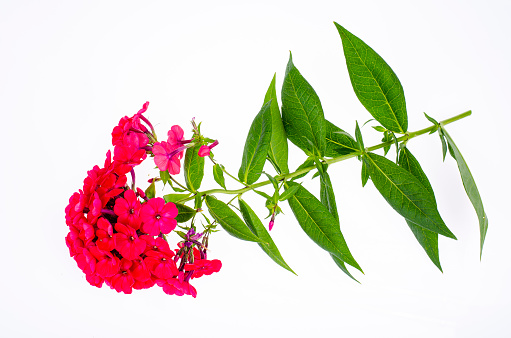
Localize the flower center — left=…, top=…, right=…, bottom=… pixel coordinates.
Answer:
left=155, top=214, right=161, bottom=220
left=129, top=208, right=135, bottom=214
left=130, top=236, right=135, bottom=241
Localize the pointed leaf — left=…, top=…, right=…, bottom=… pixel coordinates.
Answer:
left=441, top=127, right=488, bottom=256
left=238, top=100, right=273, bottom=184
left=324, top=120, right=358, bottom=157
left=319, top=171, right=339, bottom=222
left=163, top=193, right=191, bottom=203
left=355, top=121, right=364, bottom=151
left=291, top=157, right=315, bottom=181
left=160, top=170, right=170, bottom=186
left=184, top=145, right=204, bottom=192
left=281, top=53, right=326, bottom=156
left=145, top=181, right=155, bottom=199
left=213, top=164, right=226, bottom=189
left=238, top=199, right=296, bottom=274
left=334, top=22, right=407, bottom=133
left=265, top=74, right=289, bottom=174
left=364, top=152, right=456, bottom=239
left=205, top=196, right=262, bottom=243
left=361, top=161, right=369, bottom=187
left=174, top=203, right=196, bottom=223
left=278, top=183, right=300, bottom=201
left=285, top=182, right=362, bottom=272
left=398, top=147, right=442, bottom=271
left=331, top=254, right=360, bottom=283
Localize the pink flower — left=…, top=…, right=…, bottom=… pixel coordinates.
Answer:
left=198, top=140, right=219, bottom=157
left=152, top=141, right=185, bottom=174
left=140, top=197, right=178, bottom=236
left=167, top=125, right=185, bottom=146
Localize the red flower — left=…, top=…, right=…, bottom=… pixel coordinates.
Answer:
left=140, top=198, right=178, bottom=236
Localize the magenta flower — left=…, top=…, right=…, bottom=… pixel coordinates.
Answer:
left=140, top=197, right=178, bottom=236
left=110, top=258, right=135, bottom=294
left=145, top=250, right=178, bottom=279
left=113, top=223, right=146, bottom=260
left=114, top=189, right=142, bottom=229
left=198, top=140, right=219, bottom=157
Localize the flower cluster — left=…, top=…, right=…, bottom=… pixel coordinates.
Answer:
left=65, top=102, right=221, bottom=297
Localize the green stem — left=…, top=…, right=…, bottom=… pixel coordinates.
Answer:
left=179, top=110, right=471, bottom=203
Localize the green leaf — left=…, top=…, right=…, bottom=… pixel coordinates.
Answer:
left=285, top=182, right=362, bottom=272
left=160, top=170, right=170, bottom=186
left=175, top=203, right=196, bottom=223
left=184, top=145, right=205, bottom=192
left=441, top=127, right=488, bottom=256
left=213, top=164, right=226, bottom=189
left=163, top=193, right=191, bottom=203
left=355, top=121, right=364, bottom=151
left=334, top=22, right=408, bottom=133
left=278, top=183, right=300, bottom=201
left=281, top=52, right=326, bottom=156
left=424, top=113, right=439, bottom=128
left=291, top=157, right=315, bottom=181
left=238, top=199, right=296, bottom=274
left=265, top=73, right=289, bottom=174
left=331, top=254, right=360, bottom=283
left=145, top=181, right=155, bottom=199
left=316, top=169, right=360, bottom=281
left=398, top=147, right=442, bottom=271
left=361, top=160, right=369, bottom=187
left=205, top=196, right=262, bottom=243
left=254, top=190, right=272, bottom=200
left=325, top=120, right=358, bottom=157
left=264, top=172, right=279, bottom=190
left=238, top=100, right=273, bottom=184
left=364, top=152, right=456, bottom=239
left=319, top=170, right=339, bottom=222
left=194, top=194, right=203, bottom=210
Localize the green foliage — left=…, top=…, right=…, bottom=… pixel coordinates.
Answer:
left=325, top=120, right=358, bottom=157
left=238, top=100, right=273, bottom=184
left=286, top=182, right=362, bottom=272
left=281, top=53, right=326, bottom=156
left=364, top=152, right=456, bottom=239
left=213, top=164, right=226, bottom=189
left=174, top=203, right=196, bottom=223
left=398, top=147, right=442, bottom=271
left=205, top=196, right=262, bottom=243
left=238, top=199, right=295, bottom=274
left=441, top=127, right=488, bottom=256
left=184, top=145, right=205, bottom=192
left=335, top=22, right=408, bottom=134
left=264, top=74, right=289, bottom=174
left=163, top=193, right=191, bottom=203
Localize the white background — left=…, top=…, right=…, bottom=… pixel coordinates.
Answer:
left=1, top=1, right=510, bottom=337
